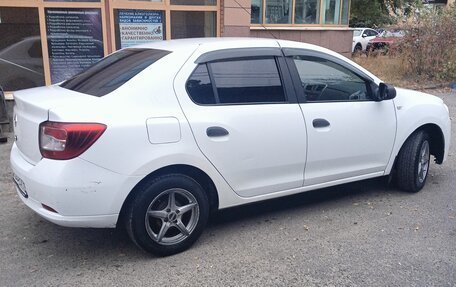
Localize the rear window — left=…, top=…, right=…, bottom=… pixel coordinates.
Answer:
left=60, top=48, right=171, bottom=97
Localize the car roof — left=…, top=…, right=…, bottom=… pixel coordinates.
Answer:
left=132, top=37, right=278, bottom=51
left=132, top=37, right=330, bottom=55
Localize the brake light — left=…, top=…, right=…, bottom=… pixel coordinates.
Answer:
left=39, top=122, right=106, bottom=160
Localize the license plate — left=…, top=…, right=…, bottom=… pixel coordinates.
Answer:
left=13, top=174, right=28, bottom=198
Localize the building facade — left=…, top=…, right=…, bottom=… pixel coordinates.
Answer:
left=0, top=0, right=352, bottom=93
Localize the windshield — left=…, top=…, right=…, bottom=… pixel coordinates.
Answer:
left=353, top=30, right=362, bottom=37
left=61, top=48, right=171, bottom=97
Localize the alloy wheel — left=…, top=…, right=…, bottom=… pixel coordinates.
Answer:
left=417, top=140, right=430, bottom=184
left=145, top=188, right=200, bottom=245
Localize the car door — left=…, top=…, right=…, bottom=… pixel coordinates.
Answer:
left=283, top=49, right=396, bottom=186
left=362, top=29, right=379, bottom=50
left=175, top=52, right=307, bottom=197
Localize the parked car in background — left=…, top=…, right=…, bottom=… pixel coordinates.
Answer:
left=0, top=35, right=104, bottom=91
left=0, top=36, right=45, bottom=91
left=367, top=29, right=406, bottom=55
left=10, top=38, right=451, bottom=256
left=352, top=28, right=380, bottom=53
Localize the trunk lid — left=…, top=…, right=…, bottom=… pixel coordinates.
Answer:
left=13, top=85, right=93, bottom=165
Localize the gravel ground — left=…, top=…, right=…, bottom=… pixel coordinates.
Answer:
left=0, top=91, right=455, bottom=287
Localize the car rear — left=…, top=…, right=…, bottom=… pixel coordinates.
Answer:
left=10, top=86, right=135, bottom=227
left=10, top=46, right=183, bottom=228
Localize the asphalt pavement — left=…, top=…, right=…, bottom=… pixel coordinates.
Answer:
left=0, top=90, right=455, bottom=287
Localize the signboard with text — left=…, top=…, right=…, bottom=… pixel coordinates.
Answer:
left=45, top=8, right=104, bottom=84
left=118, top=10, right=164, bottom=49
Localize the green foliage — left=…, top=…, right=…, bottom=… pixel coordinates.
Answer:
left=350, top=0, right=420, bottom=27
left=381, top=0, right=419, bottom=16
left=350, top=0, right=389, bottom=27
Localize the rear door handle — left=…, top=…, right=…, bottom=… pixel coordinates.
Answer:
left=312, top=118, right=330, bottom=128
left=206, top=126, right=229, bottom=137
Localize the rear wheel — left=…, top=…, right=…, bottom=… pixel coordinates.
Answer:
left=396, top=131, right=430, bottom=193
left=125, top=174, right=209, bottom=256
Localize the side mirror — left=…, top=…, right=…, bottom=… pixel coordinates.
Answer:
left=375, top=83, right=396, bottom=101
left=362, top=33, right=367, bottom=38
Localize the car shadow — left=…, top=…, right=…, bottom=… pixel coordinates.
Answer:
left=208, top=176, right=391, bottom=227
left=20, top=176, right=398, bottom=262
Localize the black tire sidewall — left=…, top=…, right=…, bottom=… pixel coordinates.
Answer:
left=413, top=133, right=430, bottom=191
left=129, top=174, right=209, bottom=256
left=353, top=44, right=362, bottom=55
left=397, top=130, right=431, bottom=193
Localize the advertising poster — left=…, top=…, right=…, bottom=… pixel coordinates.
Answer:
left=45, top=8, right=104, bottom=84
left=118, top=10, right=164, bottom=49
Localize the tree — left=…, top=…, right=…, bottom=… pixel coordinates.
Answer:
left=350, top=0, right=420, bottom=27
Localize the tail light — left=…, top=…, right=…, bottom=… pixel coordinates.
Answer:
left=39, top=121, right=106, bottom=160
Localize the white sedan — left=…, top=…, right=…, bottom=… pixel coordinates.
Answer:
left=10, top=38, right=451, bottom=256
left=352, top=28, right=380, bottom=53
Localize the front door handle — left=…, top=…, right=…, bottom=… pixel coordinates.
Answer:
left=206, top=126, right=229, bottom=137
left=312, top=118, right=330, bottom=128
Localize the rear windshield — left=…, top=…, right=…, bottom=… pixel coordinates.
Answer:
left=60, top=48, right=171, bottom=97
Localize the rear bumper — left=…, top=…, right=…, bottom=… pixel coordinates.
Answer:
left=10, top=143, right=140, bottom=228
left=16, top=194, right=118, bottom=228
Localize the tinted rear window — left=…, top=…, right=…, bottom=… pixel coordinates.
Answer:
left=60, top=48, right=171, bottom=97
left=186, top=64, right=216, bottom=105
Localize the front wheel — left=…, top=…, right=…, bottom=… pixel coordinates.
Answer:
left=396, top=131, right=431, bottom=193
left=125, top=174, right=209, bottom=256
left=353, top=44, right=363, bottom=56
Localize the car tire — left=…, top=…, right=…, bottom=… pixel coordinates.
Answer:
left=396, top=130, right=431, bottom=193
left=353, top=44, right=362, bottom=56
left=125, top=174, right=209, bottom=256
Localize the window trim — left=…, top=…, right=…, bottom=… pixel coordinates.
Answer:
left=205, top=63, right=221, bottom=103
left=283, top=48, right=378, bottom=103
left=195, top=47, right=283, bottom=64
left=186, top=54, right=297, bottom=106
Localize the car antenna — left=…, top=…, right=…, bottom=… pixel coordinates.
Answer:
left=232, top=0, right=278, bottom=39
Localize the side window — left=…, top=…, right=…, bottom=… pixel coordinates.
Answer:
left=210, top=58, right=286, bottom=104
left=186, top=64, right=216, bottom=105
left=292, top=55, right=369, bottom=102
left=186, top=57, right=286, bottom=105
left=367, top=29, right=378, bottom=37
